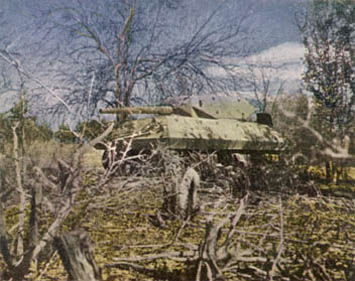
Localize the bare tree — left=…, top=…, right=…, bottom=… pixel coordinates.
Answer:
left=242, top=59, right=285, bottom=113
left=294, top=0, right=355, bottom=181
left=0, top=59, right=113, bottom=279
left=273, top=93, right=355, bottom=183
left=0, top=50, right=72, bottom=114
left=0, top=118, right=113, bottom=281
left=29, top=0, right=260, bottom=120
left=0, top=12, right=22, bottom=101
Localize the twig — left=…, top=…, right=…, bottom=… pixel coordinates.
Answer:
left=111, top=250, right=196, bottom=263
left=269, top=197, right=284, bottom=280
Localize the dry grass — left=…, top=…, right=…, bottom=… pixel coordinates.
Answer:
left=1, top=140, right=354, bottom=280
left=27, top=140, right=77, bottom=168
left=348, top=167, right=355, bottom=179
left=26, top=141, right=104, bottom=170
left=22, top=182, right=354, bottom=281
left=81, top=147, right=104, bottom=169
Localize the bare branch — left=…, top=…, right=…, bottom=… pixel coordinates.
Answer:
left=0, top=50, right=73, bottom=114
left=269, top=197, right=284, bottom=280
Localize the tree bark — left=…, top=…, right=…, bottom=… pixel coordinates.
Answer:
left=54, top=229, right=102, bottom=281
left=12, top=122, right=25, bottom=257
left=178, top=168, right=200, bottom=219
left=164, top=167, right=200, bottom=219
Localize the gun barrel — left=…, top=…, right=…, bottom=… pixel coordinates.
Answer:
left=99, top=106, right=174, bottom=115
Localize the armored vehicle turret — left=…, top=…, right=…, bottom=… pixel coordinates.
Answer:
left=97, top=97, right=285, bottom=169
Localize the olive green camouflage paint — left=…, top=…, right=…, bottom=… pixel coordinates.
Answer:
left=99, top=99, right=285, bottom=154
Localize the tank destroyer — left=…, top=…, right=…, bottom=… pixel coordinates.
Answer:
left=97, top=98, right=285, bottom=169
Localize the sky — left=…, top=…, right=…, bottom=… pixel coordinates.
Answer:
left=0, top=0, right=306, bottom=126
left=1, top=0, right=302, bottom=49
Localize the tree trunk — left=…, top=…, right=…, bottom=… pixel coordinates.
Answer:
left=164, top=167, right=200, bottom=219
left=325, top=161, right=332, bottom=182
left=54, top=229, right=102, bottom=281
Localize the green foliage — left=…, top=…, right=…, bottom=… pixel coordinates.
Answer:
left=54, top=120, right=108, bottom=143
left=301, top=0, right=355, bottom=137
left=271, top=92, right=355, bottom=185
left=0, top=114, right=11, bottom=150
left=75, top=120, right=108, bottom=141
left=54, top=124, right=77, bottom=143
left=0, top=100, right=53, bottom=150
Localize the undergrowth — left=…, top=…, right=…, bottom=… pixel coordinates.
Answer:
left=3, top=173, right=353, bottom=281
left=1, top=144, right=354, bottom=281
